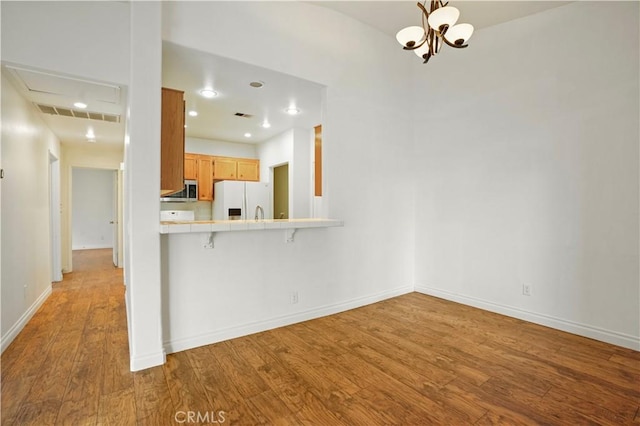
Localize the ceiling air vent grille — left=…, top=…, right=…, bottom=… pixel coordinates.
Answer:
left=234, top=112, right=253, bottom=118
left=35, top=103, right=121, bottom=123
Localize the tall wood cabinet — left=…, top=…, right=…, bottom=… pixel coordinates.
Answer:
left=160, top=87, right=185, bottom=195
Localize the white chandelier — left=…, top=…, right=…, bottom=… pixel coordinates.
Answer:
left=396, top=1, right=474, bottom=64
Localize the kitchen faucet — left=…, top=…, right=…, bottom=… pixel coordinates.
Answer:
left=254, top=205, right=264, bottom=221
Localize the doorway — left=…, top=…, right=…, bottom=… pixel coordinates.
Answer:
left=71, top=167, right=118, bottom=266
left=273, top=164, right=289, bottom=219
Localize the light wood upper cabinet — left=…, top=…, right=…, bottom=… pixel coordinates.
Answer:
left=160, top=87, right=185, bottom=195
left=184, top=153, right=198, bottom=181
left=186, top=153, right=260, bottom=190
left=197, top=156, right=213, bottom=201
left=212, top=157, right=237, bottom=180
left=237, top=159, right=259, bottom=182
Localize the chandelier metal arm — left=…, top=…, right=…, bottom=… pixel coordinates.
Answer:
left=442, top=37, right=468, bottom=49
left=402, top=38, right=428, bottom=51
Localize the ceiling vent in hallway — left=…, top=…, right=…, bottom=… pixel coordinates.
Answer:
left=234, top=112, right=253, bottom=118
left=35, top=103, right=120, bottom=123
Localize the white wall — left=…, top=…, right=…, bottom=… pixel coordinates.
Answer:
left=186, top=137, right=257, bottom=158
left=61, top=144, right=124, bottom=270
left=413, top=2, right=640, bottom=349
left=291, top=127, right=312, bottom=218
left=1, top=72, right=61, bottom=352
left=258, top=129, right=293, bottom=183
left=161, top=1, right=416, bottom=353
left=71, top=168, right=114, bottom=250
left=256, top=127, right=312, bottom=218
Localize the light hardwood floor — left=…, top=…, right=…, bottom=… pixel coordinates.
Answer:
left=2, top=249, right=639, bottom=425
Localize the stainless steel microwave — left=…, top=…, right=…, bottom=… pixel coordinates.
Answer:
left=160, top=180, right=198, bottom=202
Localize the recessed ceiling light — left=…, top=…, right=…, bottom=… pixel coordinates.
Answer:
left=74, top=101, right=87, bottom=109
left=199, top=89, right=217, bottom=98
left=261, top=120, right=271, bottom=129
left=85, top=129, right=95, bottom=139
left=249, top=81, right=264, bottom=88
left=285, top=107, right=300, bottom=115
left=244, top=133, right=252, bottom=138
left=188, top=110, right=198, bottom=117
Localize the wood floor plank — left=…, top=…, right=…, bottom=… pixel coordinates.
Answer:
left=2, top=249, right=639, bottom=425
left=55, top=337, right=105, bottom=425
left=96, top=388, right=136, bottom=426
left=162, top=351, right=214, bottom=414
left=132, top=365, right=175, bottom=426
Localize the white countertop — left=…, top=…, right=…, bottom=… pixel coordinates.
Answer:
left=159, top=218, right=344, bottom=234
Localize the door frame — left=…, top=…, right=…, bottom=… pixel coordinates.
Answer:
left=49, top=151, right=62, bottom=282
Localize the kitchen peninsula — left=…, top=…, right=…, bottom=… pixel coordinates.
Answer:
left=160, top=216, right=346, bottom=355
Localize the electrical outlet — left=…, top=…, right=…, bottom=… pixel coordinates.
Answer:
left=522, top=284, right=532, bottom=296
left=290, top=291, right=299, bottom=304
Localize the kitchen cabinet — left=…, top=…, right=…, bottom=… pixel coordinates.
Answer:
left=237, top=159, right=260, bottom=181
left=212, top=157, right=237, bottom=180
left=185, top=153, right=260, bottom=195
left=212, top=156, right=260, bottom=182
left=160, top=87, right=185, bottom=195
left=184, top=153, right=198, bottom=181
left=197, top=156, right=214, bottom=201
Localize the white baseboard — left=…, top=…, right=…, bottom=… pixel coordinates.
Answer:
left=130, top=349, right=166, bottom=372
left=1, top=285, right=52, bottom=353
left=164, top=285, right=413, bottom=354
left=72, top=244, right=112, bottom=250
left=415, top=285, right=640, bottom=351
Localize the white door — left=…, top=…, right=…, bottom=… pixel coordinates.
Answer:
left=112, top=170, right=118, bottom=267
left=49, top=152, right=62, bottom=282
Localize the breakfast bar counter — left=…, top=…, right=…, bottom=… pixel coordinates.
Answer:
left=159, top=218, right=344, bottom=234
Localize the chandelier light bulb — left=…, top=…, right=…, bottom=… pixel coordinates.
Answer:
left=444, top=23, right=474, bottom=46
left=413, top=43, right=431, bottom=59
left=427, top=6, right=460, bottom=33
left=395, top=26, right=426, bottom=48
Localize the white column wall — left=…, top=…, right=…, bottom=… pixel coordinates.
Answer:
left=123, top=1, right=164, bottom=371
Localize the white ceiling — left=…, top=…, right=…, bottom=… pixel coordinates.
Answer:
left=312, top=1, right=571, bottom=38
left=162, top=42, right=325, bottom=144
left=4, top=1, right=570, bottom=149
left=2, top=64, right=126, bottom=148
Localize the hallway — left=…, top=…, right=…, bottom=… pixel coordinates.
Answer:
left=1, top=249, right=132, bottom=424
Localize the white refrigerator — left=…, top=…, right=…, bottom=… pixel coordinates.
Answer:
left=213, top=181, right=271, bottom=220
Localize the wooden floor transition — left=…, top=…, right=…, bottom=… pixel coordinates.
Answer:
left=2, top=249, right=639, bottom=425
